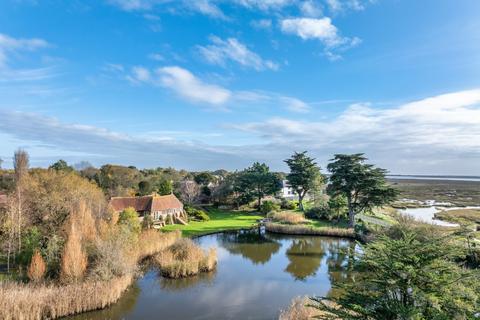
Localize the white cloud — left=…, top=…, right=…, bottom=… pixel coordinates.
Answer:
left=299, top=0, right=323, bottom=17
left=157, top=66, right=232, bottom=106
left=280, top=17, right=360, bottom=59
left=197, top=36, right=279, bottom=71
left=187, top=0, right=227, bottom=19
left=281, top=17, right=343, bottom=47
left=0, top=33, right=49, bottom=68
left=325, top=0, right=373, bottom=13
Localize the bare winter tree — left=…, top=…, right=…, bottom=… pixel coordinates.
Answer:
left=14, top=149, right=29, bottom=181
left=0, top=157, right=3, bottom=169
left=179, top=180, right=200, bottom=205
left=12, top=149, right=30, bottom=267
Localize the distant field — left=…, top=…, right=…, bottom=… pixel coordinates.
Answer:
left=388, top=178, right=480, bottom=206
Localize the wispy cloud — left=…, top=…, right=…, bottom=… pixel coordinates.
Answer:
left=0, top=33, right=49, bottom=68
left=299, top=0, right=323, bottom=17
left=124, top=65, right=309, bottom=111
left=233, top=0, right=294, bottom=11
left=250, top=19, right=273, bottom=30
left=0, top=109, right=244, bottom=169
left=325, top=0, right=374, bottom=13
left=197, top=36, right=279, bottom=71
left=107, top=0, right=227, bottom=19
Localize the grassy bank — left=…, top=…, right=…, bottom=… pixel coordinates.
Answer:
left=162, top=208, right=263, bottom=237
left=435, top=209, right=480, bottom=226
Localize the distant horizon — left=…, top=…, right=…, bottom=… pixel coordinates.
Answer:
left=1, top=155, right=480, bottom=179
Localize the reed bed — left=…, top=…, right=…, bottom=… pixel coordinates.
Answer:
left=154, top=238, right=217, bottom=278
left=0, top=230, right=182, bottom=320
left=0, top=275, right=133, bottom=320
left=265, top=222, right=357, bottom=239
left=269, top=211, right=307, bottom=225
left=137, top=229, right=181, bottom=259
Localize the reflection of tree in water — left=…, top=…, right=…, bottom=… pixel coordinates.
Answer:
left=285, top=238, right=326, bottom=281
left=158, top=270, right=216, bottom=292
left=325, top=241, right=357, bottom=298
left=68, top=284, right=141, bottom=320
left=219, top=229, right=281, bottom=265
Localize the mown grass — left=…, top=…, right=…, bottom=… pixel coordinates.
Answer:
left=162, top=208, right=262, bottom=237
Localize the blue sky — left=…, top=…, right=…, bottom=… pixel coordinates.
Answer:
left=0, top=0, right=479, bottom=174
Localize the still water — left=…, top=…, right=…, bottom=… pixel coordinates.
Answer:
left=70, top=229, right=356, bottom=320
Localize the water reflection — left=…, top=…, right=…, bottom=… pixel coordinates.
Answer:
left=219, top=228, right=281, bottom=265
left=66, top=229, right=357, bottom=320
left=158, top=270, right=216, bottom=292
left=285, top=237, right=326, bottom=280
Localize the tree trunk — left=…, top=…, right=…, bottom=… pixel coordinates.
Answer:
left=347, top=196, right=355, bottom=228
left=257, top=195, right=262, bottom=209
left=298, top=193, right=304, bottom=211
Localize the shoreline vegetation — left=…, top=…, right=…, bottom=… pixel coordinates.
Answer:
left=0, top=230, right=181, bottom=320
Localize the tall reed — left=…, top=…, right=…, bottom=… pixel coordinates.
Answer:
left=154, top=238, right=217, bottom=278
left=265, top=222, right=357, bottom=238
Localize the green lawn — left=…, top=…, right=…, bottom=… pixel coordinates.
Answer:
left=162, top=208, right=263, bottom=237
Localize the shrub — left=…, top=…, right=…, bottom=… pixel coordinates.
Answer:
left=185, top=206, right=210, bottom=221
left=118, top=207, right=141, bottom=235
left=270, top=211, right=306, bottom=225
left=259, top=200, right=280, bottom=215
left=280, top=199, right=298, bottom=210
left=27, top=249, right=46, bottom=282
left=304, top=205, right=330, bottom=220
left=154, top=238, right=217, bottom=278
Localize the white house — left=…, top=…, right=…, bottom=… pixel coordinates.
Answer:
left=280, top=180, right=297, bottom=200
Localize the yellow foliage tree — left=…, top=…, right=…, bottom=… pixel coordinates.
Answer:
left=27, top=249, right=46, bottom=282
left=61, top=222, right=87, bottom=283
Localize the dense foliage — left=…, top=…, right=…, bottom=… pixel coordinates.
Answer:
left=314, top=228, right=480, bottom=319
left=284, top=151, right=324, bottom=211
left=327, top=153, right=398, bottom=227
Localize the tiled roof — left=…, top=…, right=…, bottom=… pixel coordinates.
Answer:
left=151, top=194, right=183, bottom=212
left=109, top=196, right=152, bottom=212
left=109, top=194, right=183, bottom=213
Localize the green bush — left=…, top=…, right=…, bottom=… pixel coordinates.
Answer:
left=305, top=205, right=331, bottom=220
left=259, top=200, right=280, bottom=215
left=280, top=199, right=298, bottom=210
left=118, top=207, right=141, bottom=235
left=185, top=206, right=210, bottom=221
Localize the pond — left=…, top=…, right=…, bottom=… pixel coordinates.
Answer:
left=69, top=229, right=356, bottom=320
